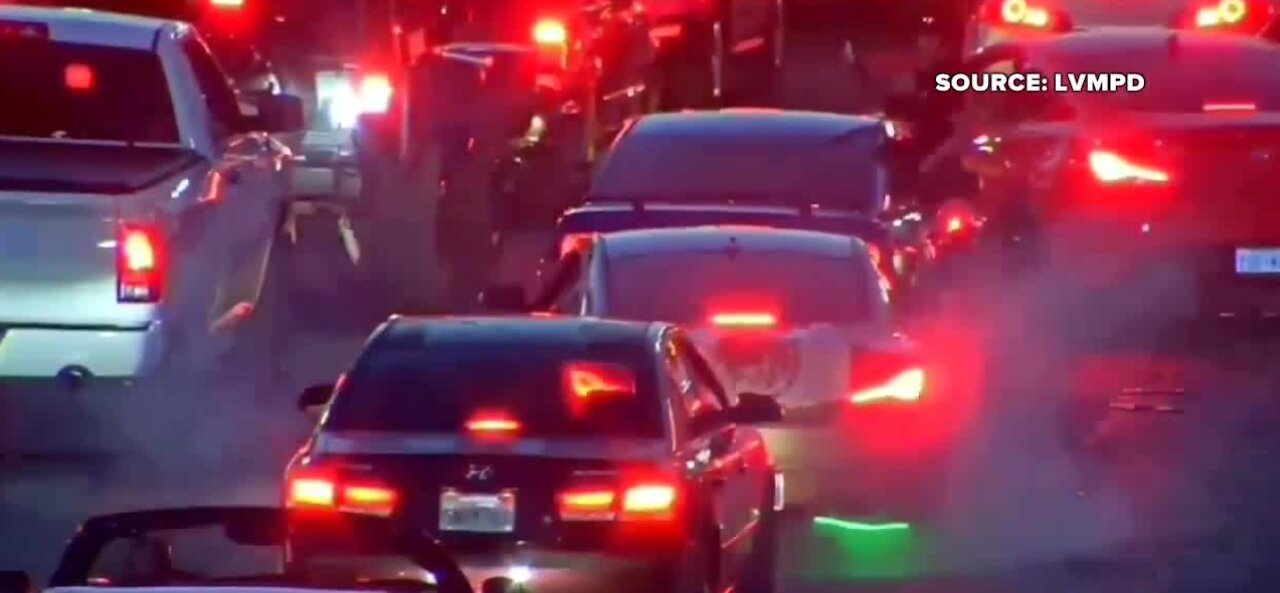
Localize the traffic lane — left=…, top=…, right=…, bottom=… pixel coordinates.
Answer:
left=759, top=256, right=1280, bottom=593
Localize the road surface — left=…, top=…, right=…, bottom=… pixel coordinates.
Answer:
left=4, top=16, right=1280, bottom=593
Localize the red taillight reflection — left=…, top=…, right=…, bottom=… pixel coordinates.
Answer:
left=1196, top=0, right=1248, bottom=26
left=851, top=367, right=926, bottom=405
left=117, top=223, right=163, bottom=303
left=358, top=73, right=393, bottom=114
left=1204, top=101, right=1256, bottom=112
left=210, top=0, right=245, bottom=7
left=533, top=18, right=568, bottom=45
left=709, top=312, right=778, bottom=328
left=1088, top=150, right=1170, bottom=184
left=984, top=0, right=1057, bottom=28
left=563, top=361, right=637, bottom=399
left=559, top=232, right=592, bottom=256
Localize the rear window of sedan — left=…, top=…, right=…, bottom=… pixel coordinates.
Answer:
left=605, top=250, right=874, bottom=326
left=325, top=341, right=665, bottom=439
left=1043, top=38, right=1280, bottom=113
left=0, top=39, right=178, bottom=143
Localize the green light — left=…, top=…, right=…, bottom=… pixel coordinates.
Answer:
left=812, top=516, right=912, bottom=532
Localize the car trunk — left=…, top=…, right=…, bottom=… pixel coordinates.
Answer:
left=306, top=433, right=673, bottom=551
left=0, top=141, right=202, bottom=328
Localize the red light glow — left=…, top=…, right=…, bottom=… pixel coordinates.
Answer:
left=709, top=312, right=778, bottom=328
left=563, top=362, right=637, bottom=399
left=465, top=414, right=521, bottom=432
left=532, top=18, right=568, bottom=45
left=1088, top=150, right=1169, bottom=184
left=64, top=63, right=94, bottom=91
left=850, top=367, right=927, bottom=404
left=1204, top=101, right=1256, bottom=112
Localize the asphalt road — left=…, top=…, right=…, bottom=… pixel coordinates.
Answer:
left=5, top=19, right=1280, bottom=593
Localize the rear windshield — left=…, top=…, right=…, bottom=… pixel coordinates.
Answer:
left=0, top=39, right=178, bottom=143
left=606, top=251, right=871, bottom=326
left=326, top=342, right=664, bottom=438
left=1045, top=41, right=1280, bottom=113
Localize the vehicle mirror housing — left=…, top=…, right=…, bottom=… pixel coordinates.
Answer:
left=0, top=571, right=30, bottom=593
left=731, top=393, right=784, bottom=424
left=247, top=93, right=305, bottom=133
left=479, top=283, right=527, bottom=312
left=297, top=383, right=335, bottom=413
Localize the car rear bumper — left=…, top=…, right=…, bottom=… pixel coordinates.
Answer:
left=0, top=323, right=165, bottom=379
left=454, top=549, right=671, bottom=593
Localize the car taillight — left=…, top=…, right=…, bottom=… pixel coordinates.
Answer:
left=287, top=472, right=398, bottom=517
left=709, top=311, right=778, bottom=328
left=533, top=18, right=568, bottom=46
left=1195, top=0, right=1250, bottom=26
left=557, top=480, right=679, bottom=522
left=358, top=72, right=393, bottom=114
left=1204, top=101, right=1257, bottom=112
left=1088, top=150, right=1170, bottom=184
left=559, top=232, right=592, bottom=256
left=982, top=0, right=1058, bottom=28
left=210, top=0, right=245, bottom=7
left=117, top=223, right=163, bottom=303
left=465, top=411, right=522, bottom=433
left=563, top=361, right=637, bottom=399
left=850, top=352, right=926, bottom=405
left=851, top=368, right=926, bottom=404
left=64, top=63, right=94, bottom=91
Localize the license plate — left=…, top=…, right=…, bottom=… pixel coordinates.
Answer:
left=1235, top=248, right=1280, bottom=275
left=439, top=489, right=516, bottom=533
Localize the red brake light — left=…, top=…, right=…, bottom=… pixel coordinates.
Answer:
left=465, top=413, right=521, bottom=433
left=210, top=0, right=245, bottom=7
left=945, top=216, right=965, bottom=233
left=559, top=232, right=592, bottom=256
left=64, top=63, right=94, bottom=91
left=288, top=477, right=336, bottom=508
left=557, top=480, right=679, bottom=522
left=1088, top=150, right=1170, bottom=184
left=1204, top=101, right=1256, bottom=112
left=1195, top=0, right=1249, bottom=26
left=709, top=312, right=778, bottom=328
left=558, top=487, right=617, bottom=521
left=117, top=223, right=163, bottom=303
left=983, top=0, right=1057, bottom=28
left=533, top=18, right=568, bottom=46
left=358, top=72, right=393, bottom=114
left=621, top=483, right=677, bottom=518
left=851, top=367, right=927, bottom=405
left=563, top=361, right=637, bottom=399
left=341, top=483, right=397, bottom=516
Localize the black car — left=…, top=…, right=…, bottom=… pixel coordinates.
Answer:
left=286, top=316, right=784, bottom=593
left=541, top=200, right=918, bottom=297
left=589, top=110, right=892, bottom=216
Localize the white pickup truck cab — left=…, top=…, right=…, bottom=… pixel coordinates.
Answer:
left=0, top=6, right=304, bottom=384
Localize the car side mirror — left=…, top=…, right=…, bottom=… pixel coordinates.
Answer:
left=730, top=393, right=784, bottom=424
left=479, top=283, right=527, bottom=312
left=0, top=571, right=31, bottom=593
left=246, top=93, right=305, bottom=133
left=297, top=383, right=334, bottom=418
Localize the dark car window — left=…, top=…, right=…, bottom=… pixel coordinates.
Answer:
left=325, top=340, right=664, bottom=438
left=1044, top=38, right=1280, bottom=113
left=182, top=36, right=243, bottom=137
left=605, top=250, right=870, bottom=326
left=592, top=122, right=887, bottom=212
left=0, top=39, right=178, bottom=143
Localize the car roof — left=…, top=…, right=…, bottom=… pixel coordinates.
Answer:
left=1003, top=26, right=1279, bottom=62
left=598, top=226, right=862, bottom=259
left=377, top=316, right=658, bottom=349
left=556, top=202, right=890, bottom=245
left=0, top=5, right=173, bottom=50
left=627, top=109, right=884, bottom=139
